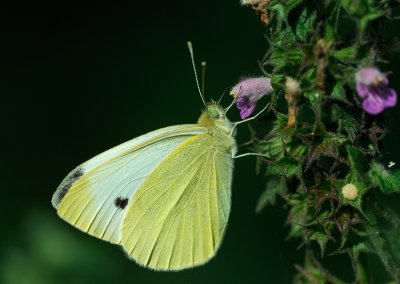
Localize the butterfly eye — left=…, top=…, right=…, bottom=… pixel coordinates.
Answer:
left=207, top=107, right=220, bottom=119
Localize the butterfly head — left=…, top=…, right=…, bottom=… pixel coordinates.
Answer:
left=205, top=103, right=225, bottom=120
left=198, top=102, right=234, bottom=135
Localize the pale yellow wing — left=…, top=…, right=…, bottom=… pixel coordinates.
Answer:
left=52, top=125, right=207, bottom=244
left=121, top=134, right=234, bottom=271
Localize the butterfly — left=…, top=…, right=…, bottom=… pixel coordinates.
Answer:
left=51, top=42, right=244, bottom=271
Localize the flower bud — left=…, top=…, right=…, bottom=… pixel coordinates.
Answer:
left=342, top=183, right=358, bottom=201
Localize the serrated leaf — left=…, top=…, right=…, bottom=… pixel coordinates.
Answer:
left=258, top=136, right=284, bottom=158
left=300, top=67, right=316, bottom=82
left=268, top=47, right=305, bottom=70
left=256, top=176, right=287, bottom=213
left=331, top=83, right=349, bottom=102
left=287, top=194, right=308, bottom=239
left=322, top=1, right=343, bottom=41
left=271, top=73, right=285, bottom=89
left=307, top=132, right=347, bottom=168
left=268, top=154, right=300, bottom=178
left=367, top=224, right=400, bottom=283
left=304, top=210, right=336, bottom=256
left=346, top=145, right=368, bottom=177
left=295, top=9, right=317, bottom=41
left=332, top=106, right=358, bottom=142
left=332, top=46, right=358, bottom=62
left=324, top=22, right=335, bottom=41
left=308, top=228, right=329, bottom=256
left=369, top=162, right=400, bottom=193
left=377, top=206, right=400, bottom=266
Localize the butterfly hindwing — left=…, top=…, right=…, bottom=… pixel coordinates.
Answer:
left=121, top=133, right=234, bottom=270
left=52, top=125, right=207, bottom=244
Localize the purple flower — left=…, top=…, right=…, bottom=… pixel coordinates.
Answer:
left=230, top=77, right=273, bottom=119
left=355, top=67, right=397, bottom=115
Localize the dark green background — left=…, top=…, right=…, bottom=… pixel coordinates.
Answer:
left=2, top=1, right=400, bottom=283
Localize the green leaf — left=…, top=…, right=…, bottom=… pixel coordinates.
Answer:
left=346, top=145, right=368, bottom=178
left=331, top=83, right=348, bottom=102
left=324, top=21, right=335, bottom=41
left=359, top=10, right=384, bottom=31
left=268, top=46, right=305, bottom=70
left=258, top=136, right=284, bottom=158
left=309, top=230, right=329, bottom=256
left=300, top=67, right=316, bottom=82
left=269, top=3, right=286, bottom=29
left=303, top=91, right=319, bottom=105
left=367, top=224, right=400, bottom=283
left=287, top=193, right=308, bottom=239
left=304, top=211, right=335, bottom=256
left=332, top=106, right=359, bottom=142
left=341, top=0, right=384, bottom=31
left=332, top=46, right=358, bottom=62
left=295, top=8, right=317, bottom=42
left=341, top=0, right=369, bottom=17
left=256, top=176, right=287, bottom=213
left=377, top=206, right=400, bottom=266
left=369, top=162, right=400, bottom=193
left=268, top=154, right=301, bottom=178
left=307, top=132, right=347, bottom=167
left=271, top=73, right=285, bottom=89
left=323, top=1, right=342, bottom=40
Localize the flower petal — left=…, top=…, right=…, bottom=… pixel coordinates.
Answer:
left=382, top=88, right=397, bottom=107
left=239, top=103, right=256, bottom=119
left=356, top=67, right=387, bottom=86
left=231, top=77, right=273, bottom=102
left=236, top=96, right=249, bottom=108
left=356, top=83, right=369, bottom=99
left=362, top=94, right=385, bottom=115
left=236, top=96, right=256, bottom=119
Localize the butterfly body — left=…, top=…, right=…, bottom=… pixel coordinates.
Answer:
left=52, top=102, right=237, bottom=270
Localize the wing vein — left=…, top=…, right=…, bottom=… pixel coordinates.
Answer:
left=141, top=151, right=208, bottom=264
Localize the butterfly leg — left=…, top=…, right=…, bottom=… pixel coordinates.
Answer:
left=229, top=103, right=270, bottom=136
left=233, top=152, right=269, bottom=159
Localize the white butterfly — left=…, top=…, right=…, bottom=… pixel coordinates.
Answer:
left=52, top=42, right=265, bottom=270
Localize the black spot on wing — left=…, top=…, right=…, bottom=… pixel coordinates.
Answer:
left=114, top=197, right=129, bottom=209
left=56, top=167, right=84, bottom=204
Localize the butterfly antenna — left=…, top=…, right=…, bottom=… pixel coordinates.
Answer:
left=225, top=96, right=237, bottom=113
left=218, top=88, right=228, bottom=105
left=201, top=61, right=206, bottom=100
left=187, top=41, right=206, bottom=106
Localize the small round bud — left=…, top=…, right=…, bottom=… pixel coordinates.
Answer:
left=285, top=77, right=300, bottom=101
left=342, top=183, right=358, bottom=201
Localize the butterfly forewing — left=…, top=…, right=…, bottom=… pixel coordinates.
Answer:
left=53, top=125, right=207, bottom=244
left=121, top=133, right=234, bottom=270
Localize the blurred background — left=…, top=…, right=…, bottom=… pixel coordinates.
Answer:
left=2, top=1, right=400, bottom=283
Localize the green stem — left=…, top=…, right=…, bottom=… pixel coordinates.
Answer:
left=355, top=254, right=370, bottom=284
